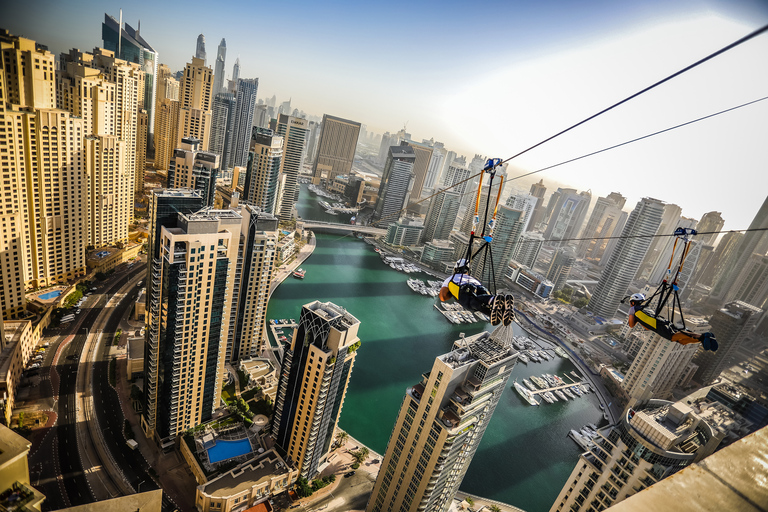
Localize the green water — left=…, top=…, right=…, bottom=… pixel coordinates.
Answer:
left=265, top=186, right=605, bottom=512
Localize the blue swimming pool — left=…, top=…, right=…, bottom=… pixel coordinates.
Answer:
left=39, top=290, right=62, bottom=300
left=206, top=438, right=252, bottom=463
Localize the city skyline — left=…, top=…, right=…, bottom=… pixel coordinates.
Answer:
left=5, top=1, right=768, bottom=232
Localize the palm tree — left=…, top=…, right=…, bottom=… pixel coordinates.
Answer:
left=489, top=505, right=501, bottom=512
left=336, top=430, right=349, bottom=448
left=352, top=446, right=370, bottom=464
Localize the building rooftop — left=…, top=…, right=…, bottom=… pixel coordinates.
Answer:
left=52, top=489, right=162, bottom=512
left=607, top=425, right=768, bottom=512
left=442, top=330, right=515, bottom=369
left=200, top=450, right=292, bottom=498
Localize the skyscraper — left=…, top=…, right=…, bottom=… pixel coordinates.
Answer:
left=576, top=192, right=626, bottom=260
left=212, top=38, right=227, bottom=96
left=399, top=139, right=434, bottom=206
left=276, top=114, right=309, bottom=222
left=527, top=179, right=547, bottom=231
left=547, top=246, right=576, bottom=292
left=195, top=34, right=206, bottom=63
left=168, top=137, right=221, bottom=207
left=154, top=97, right=181, bottom=171
left=587, top=198, right=665, bottom=319
left=693, top=301, right=763, bottom=385
left=177, top=57, right=213, bottom=150
left=473, top=205, right=524, bottom=288
left=442, top=161, right=471, bottom=195
left=636, top=203, right=682, bottom=280
left=422, top=191, right=461, bottom=243
left=695, top=211, right=725, bottom=246
left=710, top=196, right=768, bottom=305
left=209, top=92, right=236, bottom=170
left=647, top=216, right=698, bottom=285
left=549, top=399, right=723, bottom=512
left=230, top=205, right=278, bottom=361
left=422, top=140, right=446, bottom=195
left=311, top=114, right=361, bottom=182
left=373, top=146, right=415, bottom=224
left=231, top=57, right=241, bottom=89
left=725, top=252, right=768, bottom=309
left=229, top=78, right=260, bottom=169
left=271, top=301, right=361, bottom=478
left=243, top=127, right=283, bottom=216
left=84, top=134, right=131, bottom=246
left=366, top=330, right=516, bottom=512
left=0, top=32, right=88, bottom=317
left=102, top=13, right=158, bottom=151
left=512, top=232, right=544, bottom=269
left=506, top=191, right=538, bottom=233
left=542, top=188, right=591, bottom=243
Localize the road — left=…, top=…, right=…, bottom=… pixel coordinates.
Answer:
left=29, top=264, right=176, bottom=511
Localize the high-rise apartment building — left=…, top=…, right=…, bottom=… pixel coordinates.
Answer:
left=84, top=134, right=131, bottom=246
left=168, top=137, right=220, bottom=207
left=209, top=92, right=236, bottom=170
left=385, top=217, right=424, bottom=247
left=693, top=301, right=763, bottom=385
left=506, top=191, right=538, bottom=233
left=647, top=216, right=699, bottom=285
left=230, top=78, right=259, bottom=169
left=196, top=34, right=206, bottom=63
left=422, top=191, right=461, bottom=244
left=136, top=109, right=148, bottom=192
left=231, top=58, right=241, bottom=89
left=636, top=203, right=682, bottom=280
left=621, top=317, right=710, bottom=401
left=587, top=198, right=665, bottom=319
left=230, top=205, right=278, bottom=361
left=400, top=140, right=434, bottom=205
left=373, top=146, right=415, bottom=224
left=102, top=13, right=158, bottom=151
left=576, top=193, right=626, bottom=260
left=177, top=57, right=213, bottom=150
left=366, top=330, right=516, bottom=512
left=549, top=399, right=723, bottom=512
left=442, top=162, right=471, bottom=195
left=156, top=63, right=179, bottom=102
left=598, top=210, right=629, bottom=267
left=710, top=196, right=768, bottom=305
left=212, top=38, right=227, bottom=96
left=142, top=207, right=241, bottom=449
left=311, top=114, right=361, bottom=182
left=547, top=246, right=576, bottom=292
left=276, top=114, right=309, bottom=222
left=459, top=168, right=507, bottom=235
left=154, top=97, right=181, bottom=171
left=513, top=232, right=544, bottom=269
left=0, top=33, right=89, bottom=318
left=695, top=211, right=725, bottom=247
left=422, top=140, right=446, bottom=195
left=271, top=301, right=361, bottom=478
left=472, top=205, right=524, bottom=288
left=243, top=128, right=283, bottom=216
left=543, top=188, right=591, bottom=243
left=527, top=179, right=547, bottom=231
left=725, top=252, right=768, bottom=309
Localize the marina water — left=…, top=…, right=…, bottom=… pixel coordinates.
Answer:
left=265, top=186, right=605, bottom=512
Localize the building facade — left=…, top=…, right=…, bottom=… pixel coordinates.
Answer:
left=243, top=128, right=283, bottom=216
left=275, top=114, right=309, bottom=222
left=209, top=92, right=236, bottom=171
left=374, top=146, right=415, bottom=224
left=587, top=198, right=665, bottom=319
left=311, top=114, right=361, bottom=182
left=177, top=57, right=213, bottom=150
left=229, top=78, right=259, bottom=169
left=142, top=208, right=241, bottom=449
left=366, top=330, right=516, bottom=512
left=271, top=301, right=361, bottom=478
left=168, top=137, right=221, bottom=207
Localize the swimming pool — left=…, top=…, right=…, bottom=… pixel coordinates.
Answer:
left=38, top=290, right=62, bottom=301
left=206, top=438, right=252, bottom=463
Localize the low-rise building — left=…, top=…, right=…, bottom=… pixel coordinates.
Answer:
left=0, top=321, right=35, bottom=424
left=504, top=260, right=553, bottom=298
left=239, top=358, right=278, bottom=399
left=385, top=217, right=423, bottom=247
left=276, top=233, right=296, bottom=263
left=419, top=239, right=454, bottom=270
left=86, top=243, right=142, bottom=274
left=195, top=449, right=298, bottom=512
left=0, top=424, right=45, bottom=511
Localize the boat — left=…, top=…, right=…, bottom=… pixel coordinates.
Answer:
left=531, top=376, right=547, bottom=389
left=523, top=379, right=536, bottom=391
left=563, top=388, right=575, bottom=399
left=554, top=347, right=569, bottom=359
left=545, top=391, right=558, bottom=402
left=528, top=352, right=540, bottom=363
left=555, top=390, right=567, bottom=401
left=514, top=382, right=540, bottom=406
left=293, top=268, right=306, bottom=279
left=517, top=352, right=529, bottom=364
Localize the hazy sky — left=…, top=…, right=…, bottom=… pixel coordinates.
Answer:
left=6, top=0, right=768, bottom=233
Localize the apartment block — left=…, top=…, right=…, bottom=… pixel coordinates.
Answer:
left=367, top=330, right=516, bottom=512
left=272, top=301, right=361, bottom=478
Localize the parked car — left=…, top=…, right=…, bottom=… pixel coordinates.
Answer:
left=344, top=471, right=355, bottom=477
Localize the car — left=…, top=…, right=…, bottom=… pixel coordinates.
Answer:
left=371, top=459, right=380, bottom=464
left=29, top=363, right=40, bottom=369
left=137, top=281, right=144, bottom=287
left=344, top=471, right=355, bottom=477
left=290, top=506, right=300, bottom=509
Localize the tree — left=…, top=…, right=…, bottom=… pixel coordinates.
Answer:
left=351, top=446, right=369, bottom=464
left=336, top=430, right=349, bottom=447
left=489, top=505, right=501, bottom=512
left=574, top=297, right=589, bottom=308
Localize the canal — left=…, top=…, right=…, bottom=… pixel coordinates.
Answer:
left=265, top=185, right=604, bottom=512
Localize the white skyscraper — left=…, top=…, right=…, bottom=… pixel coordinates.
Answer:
left=506, top=191, right=538, bottom=233
left=587, top=198, right=665, bottom=319
left=212, top=38, right=226, bottom=96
